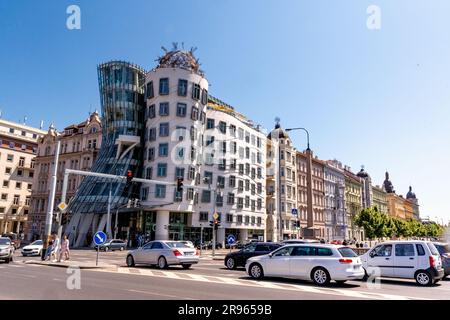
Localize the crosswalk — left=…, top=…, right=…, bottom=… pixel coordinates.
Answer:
left=93, top=266, right=430, bottom=300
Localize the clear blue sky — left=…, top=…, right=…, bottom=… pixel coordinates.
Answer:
left=1, top=0, right=449, bottom=223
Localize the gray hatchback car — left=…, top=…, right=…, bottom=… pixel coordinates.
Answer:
left=433, top=242, right=450, bottom=278
left=0, top=237, right=14, bottom=263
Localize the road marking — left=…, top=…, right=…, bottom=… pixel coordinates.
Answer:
left=52, top=278, right=63, bottom=281
left=161, top=271, right=181, bottom=279
left=93, top=268, right=432, bottom=300
left=127, top=289, right=194, bottom=300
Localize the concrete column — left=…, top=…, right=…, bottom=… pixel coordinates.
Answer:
left=155, top=210, right=170, bottom=240
left=217, top=227, right=225, bottom=247
left=239, top=229, right=248, bottom=242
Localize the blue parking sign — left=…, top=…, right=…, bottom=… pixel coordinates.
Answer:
left=291, top=208, right=298, bottom=216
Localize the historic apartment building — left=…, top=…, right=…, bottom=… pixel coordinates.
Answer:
left=324, top=160, right=346, bottom=241
left=372, top=184, right=388, bottom=215
left=383, top=171, right=420, bottom=221
left=0, top=119, right=46, bottom=235
left=26, top=113, right=102, bottom=240
left=343, top=167, right=365, bottom=241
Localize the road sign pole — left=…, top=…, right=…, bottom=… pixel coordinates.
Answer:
left=96, top=245, right=99, bottom=266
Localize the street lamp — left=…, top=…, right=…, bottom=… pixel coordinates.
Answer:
left=285, top=127, right=310, bottom=151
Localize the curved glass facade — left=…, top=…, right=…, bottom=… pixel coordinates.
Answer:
left=69, top=61, right=146, bottom=214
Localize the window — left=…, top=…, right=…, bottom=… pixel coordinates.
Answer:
left=0, top=207, right=4, bottom=213
left=218, top=121, right=226, bottom=134
left=174, top=189, right=183, bottom=202
left=238, top=164, right=244, bottom=175
left=257, top=198, right=262, bottom=210
left=178, top=79, right=188, bottom=96
left=7, top=154, right=13, bottom=162
left=27, top=183, right=32, bottom=190
left=231, top=142, right=237, bottom=154
left=216, top=193, right=223, bottom=207
left=245, top=180, right=250, bottom=191
left=1, top=194, right=7, bottom=200
left=158, top=143, right=169, bottom=157
left=218, top=159, right=226, bottom=171
left=148, top=147, right=155, bottom=161
left=201, top=190, right=211, bottom=203
left=148, top=104, right=156, bottom=118
left=204, top=171, right=213, bottom=184
left=199, top=212, right=208, bottom=221
left=245, top=196, right=250, bottom=208
left=238, top=180, right=244, bottom=192
left=229, top=125, right=236, bottom=137
left=186, top=188, right=194, bottom=201
left=5, top=167, right=11, bottom=175
left=188, top=167, right=196, bottom=180
left=257, top=167, right=262, bottom=179
left=175, top=167, right=185, bottom=180
left=176, top=103, right=187, bottom=117
left=157, top=163, right=167, bottom=177
left=217, top=176, right=225, bottom=189
left=371, top=244, right=392, bottom=257
left=395, top=244, right=415, bottom=257
left=192, top=84, right=201, bottom=100
left=201, top=89, right=208, bottom=104
left=155, top=185, right=166, bottom=198
left=205, top=136, right=214, bottom=146
left=257, top=217, right=262, bottom=225
left=244, top=216, right=250, bottom=224
left=146, top=81, right=154, bottom=99
left=206, top=118, right=215, bottom=130
left=149, top=128, right=156, bottom=141
left=229, top=175, right=236, bottom=187
left=159, top=102, right=169, bottom=116
left=245, top=147, right=250, bottom=159
left=159, top=123, right=169, bottom=136
left=317, top=248, right=333, bottom=256
left=191, top=106, right=198, bottom=120
left=159, top=78, right=169, bottom=95
left=416, top=244, right=426, bottom=256
left=141, top=187, right=149, bottom=201
left=15, top=182, right=21, bottom=189
left=227, top=193, right=235, bottom=205
left=145, top=167, right=153, bottom=180
left=230, top=159, right=237, bottom=170
left=9, top=128, right=14, bottom=134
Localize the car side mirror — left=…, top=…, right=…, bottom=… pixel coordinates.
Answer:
left=268, top=253, right=273, bottom=258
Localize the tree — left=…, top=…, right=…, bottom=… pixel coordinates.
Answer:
left=354, top=207, right=386, bottom=239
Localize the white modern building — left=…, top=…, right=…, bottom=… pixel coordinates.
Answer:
left=140, top=48, right=266, bottom=245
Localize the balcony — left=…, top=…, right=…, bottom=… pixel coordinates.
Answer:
left=11, top=201, right=23, bottom=207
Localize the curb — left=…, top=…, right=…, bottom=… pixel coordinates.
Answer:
left=23, top=261, right=118, bottom=270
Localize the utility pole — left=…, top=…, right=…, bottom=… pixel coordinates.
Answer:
left=106, top=182, right=112, bottom=239
left=42, top=140, right=61, bottom=260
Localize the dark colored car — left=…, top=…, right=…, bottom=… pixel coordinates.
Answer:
left=433, top=242, right=450, bottom=278
left=2, top=233, right=21, bottom=249
left=224, top=242, right=282, bottom=269
left=95, top=239, right=127, bottom=251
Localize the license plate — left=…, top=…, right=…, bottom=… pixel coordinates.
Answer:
left=185, top=252, right=195, bottom=256
left=354, top=265, right=360, bottom=270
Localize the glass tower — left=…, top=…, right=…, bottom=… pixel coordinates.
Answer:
left=69, top=61, right=146, bottom=214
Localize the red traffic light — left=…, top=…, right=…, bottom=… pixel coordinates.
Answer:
left=176, top=177, right=184, bottom=192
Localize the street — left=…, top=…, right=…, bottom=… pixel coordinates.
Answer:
left=1, top=249, right=449, bottom=300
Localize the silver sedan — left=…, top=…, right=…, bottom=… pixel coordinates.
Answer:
left=126, top=240, right=199, bottom=269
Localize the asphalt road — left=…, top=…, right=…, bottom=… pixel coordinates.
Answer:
left=1, top=249, right=449, bottom=300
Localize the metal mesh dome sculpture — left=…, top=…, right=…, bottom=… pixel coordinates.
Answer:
left=156, top=43, right=203, bottom=76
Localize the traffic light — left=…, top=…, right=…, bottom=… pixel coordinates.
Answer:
left=126, top=170, right=133, bottom=185
left=176, top=177, right=184, bottom=192
left=214, top=219, right=221, bottom=230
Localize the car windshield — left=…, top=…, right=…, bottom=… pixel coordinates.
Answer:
left=31, top=240, right=43, bottom=246
left=165, top=242, right=190, bottom=248
left=338, top=247, right=358, bottom=257
left=0, top=238, right=11, bottom=245
left=433, top=243, right=449, bottom=255
left=426, top=243, right=440, bottom=255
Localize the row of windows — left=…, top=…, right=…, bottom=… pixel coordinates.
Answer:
left=198, top=212, right=262, bottom=225
left=146, top=78, right=208, bottom=105
left=0, top=140, right=36, bottom=153
left=1, top=181, right=32, bottom=190
left=4, top=127, right=38, bottom=139
left=0, top=193, right=30, bottom=205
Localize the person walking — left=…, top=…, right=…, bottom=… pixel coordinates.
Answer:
left=50, top=234, right=60, bottom=262
left=58, top=235, right=70, bottom=262
left=43, top=235, right=55, bottom=261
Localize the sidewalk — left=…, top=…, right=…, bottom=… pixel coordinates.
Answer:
left=23, top=259, right=118, bottom=270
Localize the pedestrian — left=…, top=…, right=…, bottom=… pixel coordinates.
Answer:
left=43, top=235, right=54, bottom=261
left=342, top=239, right=348, bottom=246
left=50, top=234, right=60, bottom=262
left=58, top=235, right=70, bottom=262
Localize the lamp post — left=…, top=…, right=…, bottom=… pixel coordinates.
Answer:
left=285, top=127, right=314, bottom=238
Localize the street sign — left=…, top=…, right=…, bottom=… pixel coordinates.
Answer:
left=93, top=231, right=107, bottom=246
left=291, top=208, right=298, bottom=216
left=227, top=234, right=236, bottom=245
left=57, top=202, right=68, bottom=212
left=213, top=212, right=219, bottom=220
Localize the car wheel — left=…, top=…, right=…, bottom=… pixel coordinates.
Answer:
left=104, top=247, right=109, bottom=252
left=182, top=264, right=192, bottom=269
left=226, top=257, right=236, bottom=270
left=158, top=256, right=168, bottom=269
left=9, top=254, right=13, bottom=263
left=311, top=267, right=331, bottom=286
left=415, top=270, right=432, bottom=286
left=361, top=267, right=369, bottom=281
left=126, top=255, right=135, bottom=267
left=249, top=263, right=264, bottom=280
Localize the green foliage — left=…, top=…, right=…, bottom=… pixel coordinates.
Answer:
left=354, top=207, right=444, bottom=239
